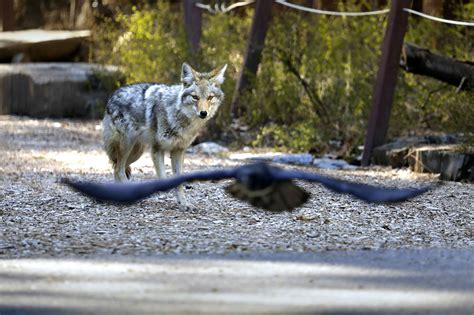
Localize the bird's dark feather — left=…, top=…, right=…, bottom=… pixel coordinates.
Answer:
left=225, top=180, right=309, bottom=212
left=270, top=168, right=431, bottom=203
left=61, top=168, right=237, bottom=203
left=62, top=162, right=431, bottom=210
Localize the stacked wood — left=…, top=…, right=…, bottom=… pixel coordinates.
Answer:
left=373, top=137, right=472, bottom=181
left=407, top=145, right=473, bottom=181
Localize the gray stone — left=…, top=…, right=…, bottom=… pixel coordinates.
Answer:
left=313, top=157, right=357, bottom=170
left=0, top=63, right=121, bottom=118
left=188, top=142, right=229, bottom=156
left=272, top=153, right=314, bottom=165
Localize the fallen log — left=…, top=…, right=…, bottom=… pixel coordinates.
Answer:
left=400, top=42, right=474, bottom=92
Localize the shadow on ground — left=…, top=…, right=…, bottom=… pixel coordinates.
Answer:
left=0, top=249, right=473, bottom=315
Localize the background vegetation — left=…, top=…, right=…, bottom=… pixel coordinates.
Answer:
left=91, top=1, right=473, bottom=157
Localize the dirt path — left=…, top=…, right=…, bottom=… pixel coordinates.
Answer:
left=1, top=249, right=474, bottom=314
left=1, top=116, right=472, bottom=258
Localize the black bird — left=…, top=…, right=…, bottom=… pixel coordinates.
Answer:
left=62, top=162, right=431, bottom=212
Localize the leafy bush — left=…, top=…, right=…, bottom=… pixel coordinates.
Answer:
left=91, top=1, right=473, bottom=155
left=248, top=3, right=386, bottom=155
left=92, top=2, right=189, bottom=84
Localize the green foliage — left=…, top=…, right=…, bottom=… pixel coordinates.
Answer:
left=91, top=1, right=473, bottom=155
left=393, top=3, right=474, bottom=136
left=92, top=2, right=190, bottom=84
left=248, top=1, right=387, bottom=154
left=198, top=10, right=253, bottom=125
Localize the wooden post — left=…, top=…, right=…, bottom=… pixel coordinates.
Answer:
left=230, top=0, right=274, bottom=117
left=361, top=0, right=410, bottom=166
left=1, top=0, right=15, bottom=31
left=183, top=0, right=202, bottom=53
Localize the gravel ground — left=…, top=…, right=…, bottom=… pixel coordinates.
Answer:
left=0, top=116, right=472, bottom=258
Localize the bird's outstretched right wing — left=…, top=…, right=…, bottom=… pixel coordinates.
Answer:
left=62, top=168, right=237, bottom=203
left=271, top=167, right=431, bottom=203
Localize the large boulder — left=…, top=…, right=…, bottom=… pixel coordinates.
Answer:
left=0, top=63, right=121, bottom=118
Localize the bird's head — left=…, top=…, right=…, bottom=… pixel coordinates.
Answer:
left=235, top=162, right=275, bottom=190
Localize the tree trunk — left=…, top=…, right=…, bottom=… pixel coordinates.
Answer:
left=183, top=0, right=202, bottom=54
left=230, top=0, right=274, bottom=117
left=401, top=42, right=474, bottom=92
left=1, top=0, right=15, bottom=31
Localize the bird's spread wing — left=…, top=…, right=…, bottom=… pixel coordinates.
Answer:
left=225, top=180, right=309, bottom=212
left=62, top=168, right=237, bottom=203
left=271, top=168, right=431, bottom=203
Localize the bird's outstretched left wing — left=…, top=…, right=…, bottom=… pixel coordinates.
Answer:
left=270, top=167, right=431, bottom=203
left=62, top=168, right=237, bottom=203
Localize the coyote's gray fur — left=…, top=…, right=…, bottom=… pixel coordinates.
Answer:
left=102, top=62, right=227, bottom=209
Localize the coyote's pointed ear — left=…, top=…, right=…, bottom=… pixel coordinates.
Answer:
left=181, top=62, right=198, bottom=87
left=209, top=64, right=227, bottom=86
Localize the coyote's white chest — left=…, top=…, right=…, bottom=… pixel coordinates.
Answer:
left=153, top=117, right=205, bottom=150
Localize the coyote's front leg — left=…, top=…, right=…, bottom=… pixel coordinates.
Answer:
left=170, top=149, right=188, bottom=210
left=151, top=146, right=166, bottom=179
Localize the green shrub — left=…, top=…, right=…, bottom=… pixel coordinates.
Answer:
left=91, top=1, right=473, bottom=154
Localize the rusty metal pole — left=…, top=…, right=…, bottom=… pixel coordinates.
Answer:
left=361, top=0, right=410, bottom=166
left=230, top=0, right=274, bottom=117
left=1, top=0, right=15, bottom=31
left=183, top=0, right=202, bottom=54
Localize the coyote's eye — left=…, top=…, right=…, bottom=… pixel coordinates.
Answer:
left=207, top=95, right=214, bottom=101
left=191, top=94, right=199, bottom=100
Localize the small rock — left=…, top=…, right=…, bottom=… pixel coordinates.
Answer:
left=294, top=214, right=317, bottom=222
left=187, top=142, right=229, bottom=156
left=313, top=158, right=357, bottom=170
left=272, top=153, right=314, bottom=165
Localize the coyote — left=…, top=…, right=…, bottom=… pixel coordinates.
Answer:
left=102, top=62, right=227, bottom=209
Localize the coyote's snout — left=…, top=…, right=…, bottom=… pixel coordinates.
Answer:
left=102, top=62, right=227, bottom=209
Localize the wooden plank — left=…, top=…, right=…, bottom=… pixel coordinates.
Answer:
left=0, top=29, right=90, bottom=61
left=183, top=0, right=202, bottom=53
left=361, top=0, right=411, bottom=166
left=230, top=0, right=274, bottom=117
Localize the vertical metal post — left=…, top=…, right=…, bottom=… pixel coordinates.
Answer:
left=183, top=0, right=202, bottom=54
left=361, top=0, right=410, bottom=166
left=230, top=0, right=274, bottom=117
left=1, top=0, right=15, bottom=31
